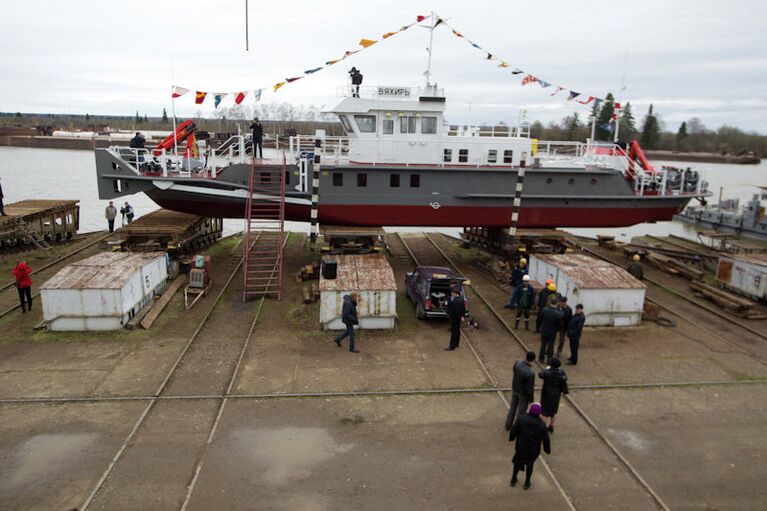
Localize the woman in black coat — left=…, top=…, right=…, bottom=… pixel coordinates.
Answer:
left=538, top=357, right=569, bottom=433
left=508, top=403, right=551, bottom=490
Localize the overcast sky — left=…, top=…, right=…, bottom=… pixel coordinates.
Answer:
left=2, top=0, right=766, bottom=132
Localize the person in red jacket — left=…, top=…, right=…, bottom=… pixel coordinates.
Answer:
left=12, top=261, right=32, bottom=313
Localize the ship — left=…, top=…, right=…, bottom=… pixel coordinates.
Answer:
left=95, top=84, right=709, bottom=228
left=675, top=188, right=767, bottom=241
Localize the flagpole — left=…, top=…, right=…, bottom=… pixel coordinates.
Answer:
left=245, top=0, right=249, bottom=51
left=425, top=11, right=435, bottom=87
left=171, top=88, right=178, bottom=156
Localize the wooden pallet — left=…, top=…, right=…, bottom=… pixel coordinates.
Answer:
left=117, top=209, right=222, bottom=253
left=0, top=199, right=79, bottom=247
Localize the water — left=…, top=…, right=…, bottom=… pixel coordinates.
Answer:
left=0, top=147, right=764, bottom=240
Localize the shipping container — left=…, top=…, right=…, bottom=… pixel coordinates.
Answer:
left=319, top=254, right=397, bottom=330
left=41, top=252, right=168, bottom=331
left=715, top=254, right=767, bottom=301
left=529, top=254, right=646, bottom=326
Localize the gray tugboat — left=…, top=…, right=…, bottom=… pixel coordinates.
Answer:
left=675, top=188, right=767, bottom=241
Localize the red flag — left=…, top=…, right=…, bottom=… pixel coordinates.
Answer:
left=417, top=15, right=426, bottom=22
left=286, top=76, right=303, bottom=83
left=171, top=86, right=189, bottom=98
left=577, top=96, right=595, bottom=105
left=614, top=102, right=622, bottom=109
left=234, top=91, right=247, bottom=105
left=195, top=91, right=207, bottom=104
left=521, top=75, right=538, bottom=86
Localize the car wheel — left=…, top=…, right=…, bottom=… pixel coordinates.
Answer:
left=416, top=303, right=425, bottom=320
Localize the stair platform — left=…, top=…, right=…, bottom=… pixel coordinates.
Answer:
left=0, top=199, right=79, bottom=247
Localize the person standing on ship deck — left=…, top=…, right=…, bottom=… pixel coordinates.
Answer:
left=349, top=67, right=363, bottom=98
left=105, top=201, right=118, bottom=233
left=249, top=117, right=264, bottom=159
left=129, top=132, right=145, bottom=163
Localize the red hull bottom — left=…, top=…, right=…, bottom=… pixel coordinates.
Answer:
left=149, top=194, right=687, bottom=228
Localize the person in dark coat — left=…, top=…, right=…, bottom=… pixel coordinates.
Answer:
left=505, top=351, right=536, bottom=430
left=538, top=357, right=569, bottom=433
left=513, top=275, right=536, bottom=330
left=538, top=297, right=562, bottom=364
left=249, top=117, right=264, bottom=159
left=567, top=304, right=586, bottom=365
left=504, top=258, right=528, bottom=308
left=627, top=254, right=644, bottom=280
left=556, top=297, right=572, bottom=358
left=129, top=132, right=146, bottom=162
left=12, top=260, right=33, bottom=313
left=120, top=202, right=135, bottom=224
left=445, top=289, right=465, bottom=351
left=0, top=176, right=6, bottom=216
left=334, top=293, right=360, bottom=353
left=349, top=67, right=363, bottom=97
left=534, top=281, right=555, bottom=333
left=509, top=402, right=550, bottom=490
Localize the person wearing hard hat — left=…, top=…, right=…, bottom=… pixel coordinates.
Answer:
left=514, top=275, right=536, bottom=330
left=627, top=254, right=644, bottom=280
left=505, top=257, right=530, bottom=309
left=535, top=281, right=557, bottom=334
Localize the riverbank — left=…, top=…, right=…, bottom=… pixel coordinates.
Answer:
left=645, top=149, right=760, bottom=164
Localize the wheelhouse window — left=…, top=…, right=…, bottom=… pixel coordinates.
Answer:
left=339, top=115, right=353, bottom=134
left=332, top=172, right=343, bottom=186
left=503, top=149, right=514, bottom=164
left=410, top=174, right=421, bottom=188
left=421, top=116, right=437, bottom=134
left=354, top=115, right=377, bottom=133
left=400, top=116, right=416, bottom=133
left=390, top=174, right=400, bottom=187
left=459, top=149, right=469, bottom=163
left=382, top=119, right=394, bottom=135
left=357, top=173, right=367, bottom=187
left=443, top=148, right=453, bottom=162
left=487, top=149, right=498, bottom=163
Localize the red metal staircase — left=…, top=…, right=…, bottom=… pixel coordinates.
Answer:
left=242, top=155, right=286, bottom=301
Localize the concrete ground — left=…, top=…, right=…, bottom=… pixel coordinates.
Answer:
left=0, top=233, right=765, bottom=510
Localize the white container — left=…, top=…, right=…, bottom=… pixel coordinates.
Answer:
left=715, top=254, right=767, bottom=300
left=319, top=254, right=397, bottom=330
left=529, top=254, right=646, bottom=327
left=41, top=252, right=168, bottom=331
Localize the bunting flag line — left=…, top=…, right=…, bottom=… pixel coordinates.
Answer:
left=577, top=96, right=594, bottom=105
left=172, top=86, right=189, bottom=98
left=171, top=14, right=429, bottom=107
left=436, top=14, right=606, bottom=106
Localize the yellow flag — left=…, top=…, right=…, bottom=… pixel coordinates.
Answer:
left=359, top=38, right=377, bottom=48
left=498, top=61, right=509, bottom=68
left=382, top=31, right=397, bottom=39
left=273, top=81, right=286, bottom=92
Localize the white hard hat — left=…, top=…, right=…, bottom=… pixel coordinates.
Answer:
left=522, top=275, right=530, bottom=281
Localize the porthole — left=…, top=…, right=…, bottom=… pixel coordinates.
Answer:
left=546, top=177, right=553, bottom=184
left=568, top=178, right=575, bottom=185
left=590, top=178, right=597, bottom=185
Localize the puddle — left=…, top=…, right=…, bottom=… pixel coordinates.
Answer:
left=607, top=429, right=651, bottom=452
left=228, top=427, right=353, bottom=486
left=1, top=433, right=99, bottom=491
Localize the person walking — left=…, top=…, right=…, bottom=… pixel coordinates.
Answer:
left=538, top=357, right=569, bottom=433
left=334, top=293, right=360, bottom=353
left=445, top=288, right=465, bottom=351
left=105, top=201, right=118, bottom=233
left=249, top=117, right=264, bottom=159
left=508, top=402, right=550, bottom=490
left=538, top=297, right=562, bottom=364
left=0, top=176, right=6, bottom=216
left=120, top=202, right=135, bottom=224
left=627, top=254, right=644, bottom=280
left=556, top=297, right=572, bottom=358
left=349, top=67, right=363, bottom=97
left=513, top=275, right=536, bottom=330
left=505, top=258, right=528, bottom=309
left=534, top=281, right=555, bottom=333
left=567, top=304, right=586, bottom=365
left=505, top=351, right=536, bottom=430
left=12, top=260, right=33, bottom=313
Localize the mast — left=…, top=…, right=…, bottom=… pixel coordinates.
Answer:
left=423, top=11, right=436, bottom=87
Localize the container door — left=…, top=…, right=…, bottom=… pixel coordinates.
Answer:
left=716, top=260, right=732, bottom=283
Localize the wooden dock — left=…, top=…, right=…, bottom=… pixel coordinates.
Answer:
left=117, top=209, right=222, bottom=253
left=0, top=199, right=80, bottom=247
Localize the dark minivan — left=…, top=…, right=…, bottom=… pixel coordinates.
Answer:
left=405, top=266, right=469, bottom=319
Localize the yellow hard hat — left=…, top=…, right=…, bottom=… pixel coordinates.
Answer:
left=519, top=258, right=527, bottom=265
left=547, top=283, right=556, bottom=292
left=632, top=254, right=641, bottom=262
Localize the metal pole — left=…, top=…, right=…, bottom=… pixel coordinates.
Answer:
left=245, top=0, right=249, bottom=51
left=425, top=12, right=435, bottom=87
left=171, top=90, right=178, bottom=158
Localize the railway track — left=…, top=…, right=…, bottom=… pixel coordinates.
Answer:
left=395, top=232, right=671, bottom=511
left=79, top=231, right=282, bottom=511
